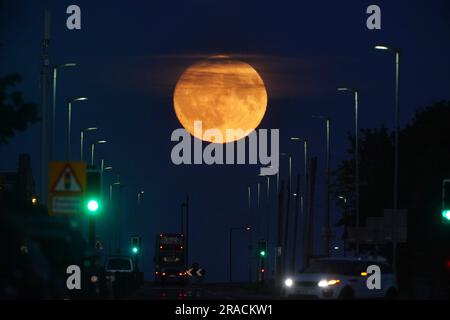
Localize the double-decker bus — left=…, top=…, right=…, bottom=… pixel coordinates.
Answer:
left=154, top=233, right=187, bottom=283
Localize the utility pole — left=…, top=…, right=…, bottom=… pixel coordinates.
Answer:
left=304, top=157, right=317, bottom=267
left=40, top=10, right=51, bottom=203
left=185, top=193, right=189, bottom=268
left=313, top=116, right=331, bottom=257
left=325, top=118, right=331, bottom=257
left=283, top=173, right=291, bottom=276
left=291, top=175, right=301, bottom=273
left=275, top=180, right=285, bottom=288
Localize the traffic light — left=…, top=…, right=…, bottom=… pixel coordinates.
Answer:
left=258, top=239, right=267, bottom=258
left=442, top=179, right=450, bottom=224
left=131, top=236, right=141, bottom=255
left=442, top=209, right=450, bottom=222
left=85, top=170, right=101, bottom=215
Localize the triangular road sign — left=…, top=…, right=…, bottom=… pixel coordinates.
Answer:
left=95, top=240, right=103, bottom=250
left=51, top=164, right=83, bottom=193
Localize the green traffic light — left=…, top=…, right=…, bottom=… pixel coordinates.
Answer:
left=132, top=247, right=139, bottom=254
left=259, top=250, right=266, bottom=257
left=87, top=199, right=99, bottom=213
left=442, top=209, right=450, bottom=221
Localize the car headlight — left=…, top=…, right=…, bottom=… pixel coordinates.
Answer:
left=284, top=278, right=294, bottom=287
left=318, top=279, right=340, bottom=288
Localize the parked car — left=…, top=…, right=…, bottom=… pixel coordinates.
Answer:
left=105, top=256, right=141, bottom=298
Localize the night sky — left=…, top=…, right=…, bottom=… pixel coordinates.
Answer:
left=1, top=0, right=450, bottom=281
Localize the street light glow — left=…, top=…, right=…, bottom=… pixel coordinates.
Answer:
left=290, top=136, right=307, bottom=142
left=374, top=45, right=390, bottom=51
left=71, top=97, right=88, bottom=102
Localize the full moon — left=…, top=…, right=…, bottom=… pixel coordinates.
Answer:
left=173, top=56, right=268, bottom=143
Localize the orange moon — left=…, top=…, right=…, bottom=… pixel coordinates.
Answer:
left=173, top=57, right=268, bottom=143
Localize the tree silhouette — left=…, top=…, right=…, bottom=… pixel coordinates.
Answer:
left=0, top=73, right=39, bottom=144
left=333, top=100, right=450, bottom=252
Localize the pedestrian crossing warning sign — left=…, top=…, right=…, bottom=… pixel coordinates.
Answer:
left=48, top=161, right=86, bottom=215
left=52, top=164, right=83, bottom=192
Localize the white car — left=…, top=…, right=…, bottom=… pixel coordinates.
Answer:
left=105, top=256, right=134, bottom=273
left=283, top=257, right=398, bottom=299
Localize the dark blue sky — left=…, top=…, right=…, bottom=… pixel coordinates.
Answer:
left=1, top=0, right=449, bottom=281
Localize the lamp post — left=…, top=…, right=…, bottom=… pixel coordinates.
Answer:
left=259, top=170, right=274, bottom=241
left=374, top=45, right=401, bottom=271
left=90, top=140, right=107, bottom=167
left=312, top=115, right=332, bottom=256
left=100, top=160, right=112, bottom=190
left=290, top=137, right=308, bottom=267
left=292, top=191, right=303, bottom=272
left=52, top=63, right=76, bottom=158
left=180, top=194, right=190, bottom=268
left=137, top=190, right=144, bottom=234
left=67, top=97, right=88, bottom=159
left=280, top=153, right=292, bottom=273
left=229, top=226, right=251, bottom=283
left=337, top=87, right=360, bottom=255
left=337, top=195, right=348, bottom=257
left=80, top=127, right=97, bottom=161
left=290, top=137, right=308, bottom=195
left=260, top=167, right=278, bottom=280
left=110, top=178, right=122, bottom=254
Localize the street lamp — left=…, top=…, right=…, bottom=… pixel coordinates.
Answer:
left=258, top=171, right=272, bottom=236
left=290, top=137, right=308, bottom=193
left=100, top=159, right=113, bottom=185
left=229, top=226, right=251, bottom=283
left=110, top=180, right=121, bottom=254
left=292, top=192, right=303, bottom=270
left=337, top=195, right=349, bottom=257
left=337, top=86, right=360, bottom=255
left=137, top=190, right=144, bottom=233
left=289, top=137, right=308, bottom=270
left=374, top=44, right=401, bottom=271
left=51, top=63, right=77, bottom=158
left=90, top=140, right=107, bottom=167
left=280, top=153, right=293, bottom=193
left=312, top=115, right=332, bottom=256
left=280, top=152, right=293, bottom=273
left=67, top=97, right=88, bottom=159
left=80, top=127, right=97, bottom=161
